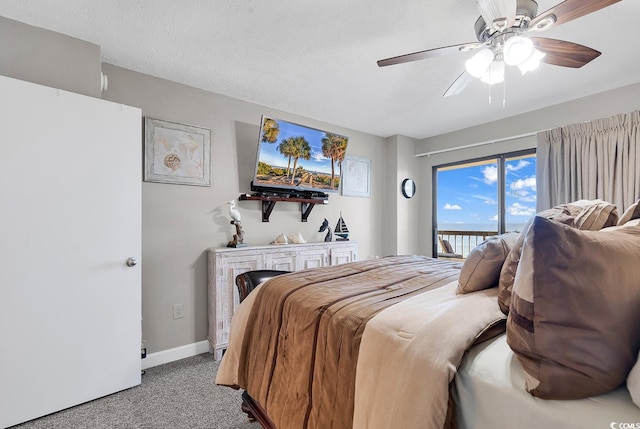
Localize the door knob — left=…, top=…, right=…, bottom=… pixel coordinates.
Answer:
left=126, top=257, right=137, bottom=267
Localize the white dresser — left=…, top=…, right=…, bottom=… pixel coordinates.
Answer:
left=207, top=241, right=358, bottom=359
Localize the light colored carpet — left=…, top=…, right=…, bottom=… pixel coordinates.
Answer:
left=12, top=353, right=257, bottom=429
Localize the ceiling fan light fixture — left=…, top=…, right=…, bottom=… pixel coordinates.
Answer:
left=480, top=61, right=505, bottom=84
left=465, top=48, right=495, bottom=78
left=532, top=14, right=557, bottom=31
left=477, top=0, right=516, bottom=30
left=376, top=0, right=616, bottom=97
left=518, top=48, right=546, bottom=74
left=491, top=17, right=509, bottom=32
left=503, top=35, right=534, bottom=66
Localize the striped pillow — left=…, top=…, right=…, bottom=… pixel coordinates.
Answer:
left=574, top=200, right=618, bottom=230
left=498, top=200, right=619, bottom=315
left=497, top=207, right=574, bottom=314
left=507, top=217, right=640, bottom=399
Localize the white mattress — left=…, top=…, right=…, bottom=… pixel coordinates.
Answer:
left=453, top=334, right=640, bottom=429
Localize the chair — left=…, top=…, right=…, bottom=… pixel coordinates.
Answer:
left=437, top=237, right=463, bottom=259
left=235, top=270, right=291, bottom=303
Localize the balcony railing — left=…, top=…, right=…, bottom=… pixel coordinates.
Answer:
left=437, top=230, right=499, bottom=259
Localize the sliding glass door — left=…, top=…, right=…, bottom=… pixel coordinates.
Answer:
left=433, top=150, right=536, bottom=259
left=504, top=152, right=537, bottom=232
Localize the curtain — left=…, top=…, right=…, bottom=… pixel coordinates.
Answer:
left=537, top=110, right=640, bottom=212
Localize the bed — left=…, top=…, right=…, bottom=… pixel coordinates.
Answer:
left=216, top=200, right=640, bottom=429
left=454, top=335, right=640, bottom=428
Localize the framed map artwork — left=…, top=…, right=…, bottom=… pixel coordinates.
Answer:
left=144, top=117, right=211, bottom=186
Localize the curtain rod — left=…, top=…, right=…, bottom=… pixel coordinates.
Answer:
left=415, top=131, right=538, bottom=158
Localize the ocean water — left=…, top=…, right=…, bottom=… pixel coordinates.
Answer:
left=437, top=223, right=527, bottom=233
left=437, top=223, right=527, bottom=257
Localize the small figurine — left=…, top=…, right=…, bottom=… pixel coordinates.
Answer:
left=226, top=200, right=247, bottom=248
left=334, top=212, right=349, bottom=241
left=228, top=199, right=241, bottom=223
left=319, top=218, right=332, bottom=242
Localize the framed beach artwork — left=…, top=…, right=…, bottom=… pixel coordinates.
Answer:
left=341, top=156, right=371, bottom=198
left=144, top=117, right=211, bottom=186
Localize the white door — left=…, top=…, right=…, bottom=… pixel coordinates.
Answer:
left=0, top=76, right=142, bottom=428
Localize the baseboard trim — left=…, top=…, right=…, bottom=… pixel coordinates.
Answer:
left=141, top=340, right=211, bottom=370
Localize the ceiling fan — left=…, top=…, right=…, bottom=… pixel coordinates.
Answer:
left=377, top=0, right=621, bottom=97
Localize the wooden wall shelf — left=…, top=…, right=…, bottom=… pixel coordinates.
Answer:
left=238, top=194, right=328, bottom=222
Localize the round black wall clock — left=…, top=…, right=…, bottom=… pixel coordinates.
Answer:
left=401, top=178, right=416, bottom=199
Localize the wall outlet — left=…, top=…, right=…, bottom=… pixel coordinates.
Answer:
left=172, top=303, right=184, bottom=320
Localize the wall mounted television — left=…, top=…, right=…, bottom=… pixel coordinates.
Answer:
left=252, top=115, right=349, bottom=197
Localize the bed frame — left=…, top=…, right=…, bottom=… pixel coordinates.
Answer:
left=239, top=390, right=458, bottom=429
left=241, top=391, right=275, bottom=428
left=235, top=270, right=288, bottom=429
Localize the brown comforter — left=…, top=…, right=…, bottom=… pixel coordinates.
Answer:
left=216, top=255, right=506, bottom=429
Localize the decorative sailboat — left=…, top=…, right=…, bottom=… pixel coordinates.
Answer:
left=334, top=212, right=349, bottom=241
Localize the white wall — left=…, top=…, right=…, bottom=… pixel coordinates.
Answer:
left=101, top=64, right=388, bottom=353
left=0, top=16, right=101, bottom=97
left=382, top=135, right=421, bottom=257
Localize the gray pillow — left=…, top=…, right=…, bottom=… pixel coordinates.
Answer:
left=457, top=232, right=519, bottom=294
left=618, top=199, right=640, bottom=226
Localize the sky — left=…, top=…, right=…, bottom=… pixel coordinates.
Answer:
left=255, top=117, right=348, bottom=175
left=437, top=155, right=536, bottom=230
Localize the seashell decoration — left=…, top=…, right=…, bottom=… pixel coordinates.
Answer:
left=271, top=233, right=288, bottom=245
left=164, top=153, right=182, bottom=171
left=288, top=232, right=306, bottom=244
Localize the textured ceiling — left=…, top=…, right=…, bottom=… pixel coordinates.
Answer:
left=1, top=0, right=638, bottom=139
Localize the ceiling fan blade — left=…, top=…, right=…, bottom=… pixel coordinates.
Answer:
left=377, top=42, right=479, bottom=67
left=443, top=71, right=474, bottom=98
left=529, top=0, right=620, bottom=31
left=532, top=37, right=601, bottom=68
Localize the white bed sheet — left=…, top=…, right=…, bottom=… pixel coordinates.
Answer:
left=453, top=334, right=640, bottom=429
